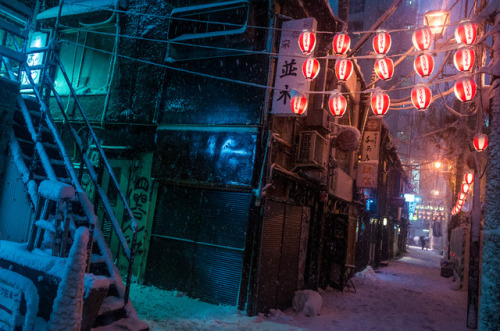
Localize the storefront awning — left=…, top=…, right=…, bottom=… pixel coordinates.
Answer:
left=37, top=0, right=126, bottom=20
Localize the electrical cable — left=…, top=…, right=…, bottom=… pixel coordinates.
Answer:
left=59, top=24, right=479, bottom=63
left=59, top=38, right=484, bottom=99
left=50, top=1, right=477, bottom=37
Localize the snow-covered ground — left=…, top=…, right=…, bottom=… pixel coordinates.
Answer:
left=130, top=246, right=468, bottom=330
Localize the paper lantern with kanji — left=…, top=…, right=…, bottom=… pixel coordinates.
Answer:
left=302, top=58, right=320, bottom=81
left=414, top=53, right=434, bottom=78
left=461, top=183, right=471, bottom=194
left=454, top=76, right=476, bottom=102
left=412, top=27, right=433, bottom=51
left=335, top=58, right=353, bottom=82
left=374, top=57, right=394, bottom=80
left=455, top=21, right=477, bottom=45
left=290, top=90, right=308, bottom=115
left=473, top=133, right=488, bottom=152
left=328, top=91, right=347, bottom=117
left=411, top=84, right=432, bottom=111
left=373, top=31, right=392, bottom=55
left=454, top=47, right=475, bottom=72
left=298, top=31, right=316, bottom=55
left=371, top=91, right=390, bottom=116
left=464, top=172, right=474, bottom=184
left=333, top=33, right=350, bottom=55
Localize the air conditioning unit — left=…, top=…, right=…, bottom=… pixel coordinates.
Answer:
left=297, top=131, right=329, bottom=169
left=306, top=108, right=329, bottom=133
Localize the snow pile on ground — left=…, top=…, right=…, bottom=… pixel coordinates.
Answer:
left=292, top=290, right=322, bottom=317
left=354, top=265, right=380, bottom=284
left=129, top=247, right=469, bottom=331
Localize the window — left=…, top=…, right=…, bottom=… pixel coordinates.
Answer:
left=168, top=1, right=249, bottom=41
left=166, top=1, right=251, bottom=61
left=348, top=21, right=363, bottom=32
left=349, top=0, right=365, bottom=14
left=55, top=26, right=116, bottom=95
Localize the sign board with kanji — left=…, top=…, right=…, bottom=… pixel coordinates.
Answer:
left=357, top=161, right=378, bottom=188
left=0, top=277, right=22, bottom=330
left=271, top=18, right=317, bottom=115
left=361, top=118, right=382, bottom=161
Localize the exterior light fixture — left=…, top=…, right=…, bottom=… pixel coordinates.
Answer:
left=464, top=172, right=474, bottom=184
left=371, top=91, right=390, bottom=116
left=424, top=10, right=450, bottom=40
left=473, top=133, right=488, bottom=152
left=290, top=90, right=308, bottom=115
left=454, top=47, right=475, bottom=72
left=411, top=84, right=432, bottom=111
left=412, top=26, right=433, bottom=51
left=434, top=161, right=442, bottom=169
left=302, top=58, right=320, bottom=80
left=332, top=33, right=350, bottom=55
left=328, top=91, right=347, bottom=117
left=414, top=53, right=434, bottom=78
left=374, top=57, right=394, bottom=80
left=383, top=218, right=388, bottom=226
left=373, top=31, right=392, bottom=55
left=455, top=21, right=478, bottom=45
left=298, top=31, right=316, bottom=55
left=454, top=76, right=476, bottom=102
left=461, top=183, right=471, bottom=194
left=335, top=58, right=354, bottom=82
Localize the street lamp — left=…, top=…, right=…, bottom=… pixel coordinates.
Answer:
left=424, top=10, right=450, bottom=40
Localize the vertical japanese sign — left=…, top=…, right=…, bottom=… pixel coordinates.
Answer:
left=357, top=160, right=378, bottom=188
left=357, top=119, right=382, bottom=188
left=361, top=118, right=382, bottom=161
left=271, top=18, right=317, bottom=115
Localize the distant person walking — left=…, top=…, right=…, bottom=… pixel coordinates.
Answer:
left=420, top=236, right=426, bottom=250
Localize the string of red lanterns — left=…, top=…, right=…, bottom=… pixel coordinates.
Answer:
left=294, top=21, right=479, bottom=116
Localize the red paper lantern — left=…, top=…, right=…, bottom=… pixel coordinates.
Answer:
left=373, top=31, right=392, bottom=55
left=461, top=183, right=471, bottom=194
left=328, top=91, right=347, bottom=117
left=454, top=76, right=476, bottom=102
left=464, top=172, right=474, bottom=185
left=458, top=192, right=467, bottom=201
left=455, top=21, right=477, bottom=45
left=302, top=58, right=320, bottom=81
left=371, top=91, right=390, bottom=116
left=298, top=31, right=316, bottom=55
left=374, top=57, right=394, bottom=80
left=457, top=198, right=465, bottom=206
left=411, top=84, right=432, bottom=111
left=414, top=53, right=434, bottom=78
left=335, top=58, right=353, bottom=82
left=290, top=90, right=308, bottom=115
left=333, top=33, right=350, bottom=55
left=412, top=27, right=433, bottom=51
left=473, top=133, right=488, bottom=152
left=454, top=47, right=475, bottom=72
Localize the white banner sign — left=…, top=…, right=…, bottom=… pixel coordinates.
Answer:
left=271, top=18, right=317, bottom=115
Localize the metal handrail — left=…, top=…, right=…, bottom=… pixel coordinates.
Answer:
left=20, top=60, right=137, bottom=304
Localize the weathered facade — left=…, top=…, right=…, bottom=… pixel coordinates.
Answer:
left=0, top=0, right=411, bottom=317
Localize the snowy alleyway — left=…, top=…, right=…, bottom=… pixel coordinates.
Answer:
left=130, top=246, right=468, bottom=330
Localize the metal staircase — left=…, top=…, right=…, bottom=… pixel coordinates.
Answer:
left=0, top=1, right=147, bottom=329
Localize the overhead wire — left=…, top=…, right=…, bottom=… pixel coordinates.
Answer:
left=55, top=1, right=474, bottom=37
left=59, top=24, right=472, bottom=62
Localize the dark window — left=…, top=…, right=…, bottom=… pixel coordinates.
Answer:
left=168, top=1, right=249, bottom=42
left=349, top=0, right=365, bottom=14
left=348, top=21, right=363, bottom=32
